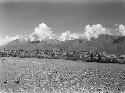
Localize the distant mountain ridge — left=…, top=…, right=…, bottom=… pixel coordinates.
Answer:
left=1, top=34, right=125, bottom=55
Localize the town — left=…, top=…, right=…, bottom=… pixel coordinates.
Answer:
left=0, top=48, right=125, bottom=64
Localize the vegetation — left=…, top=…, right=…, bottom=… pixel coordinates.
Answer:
left=0, top=58, right=125, bottom=93
left=0, top=48, right=125, bottom=64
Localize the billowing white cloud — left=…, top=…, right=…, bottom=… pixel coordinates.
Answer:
left=118, top=24, right=125, bottom=36
left=84, top=24, right=111, bottom=40
left=0, top=23, right=54, bottom=46
left=59, top=31, right=81, bottom=41
left=29, top=23, right=55, bottom=41
left=83, top=24, right=125, bottom=40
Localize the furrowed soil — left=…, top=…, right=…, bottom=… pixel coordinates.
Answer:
left=0, top=57, right=125, bottom=93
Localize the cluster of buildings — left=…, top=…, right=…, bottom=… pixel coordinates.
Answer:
left=0, top=48, right=125, bottom=64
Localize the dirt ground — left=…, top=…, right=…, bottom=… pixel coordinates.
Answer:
left=0, top=57, right=125, bottom=93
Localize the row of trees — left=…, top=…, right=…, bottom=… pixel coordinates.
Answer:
left=0, top=48, right=125, bottom=64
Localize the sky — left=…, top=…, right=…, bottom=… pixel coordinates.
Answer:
left=0, top=0, right=125, bottom=45
left=0, top=0, right=125, bottom=36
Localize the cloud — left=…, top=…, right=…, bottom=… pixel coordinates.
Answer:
left=0, top=35, right=20, bottom=46
left=0, top=37, right=8, bottom=46
left=0, top=34, right=29, bottom=46
left=59, top=31, right=81, bottom=41
left=29, top=23, right=55, bottom=41
left=84, top=24, right=111, bottom=40
left=83, top=24, right=125, bottom=40
left=118, top=24, right=125, bottom=36
left=29, top=23, right=86, bottom=41
left=0, top=23, right=55, bottom=46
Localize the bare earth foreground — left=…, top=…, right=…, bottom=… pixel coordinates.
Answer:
left=0, top=57, right=125, bottom=93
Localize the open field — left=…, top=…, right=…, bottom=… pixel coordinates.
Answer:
left=0, top=57, right=125, bottom=93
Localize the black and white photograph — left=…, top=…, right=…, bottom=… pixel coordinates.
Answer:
left=0, top=0, right=125, bottom=93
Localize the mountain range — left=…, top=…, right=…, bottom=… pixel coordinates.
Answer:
left=1, top=34, right=125, bottom=55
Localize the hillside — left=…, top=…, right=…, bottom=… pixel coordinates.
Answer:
left=1, top=34, right=125, bottom=55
